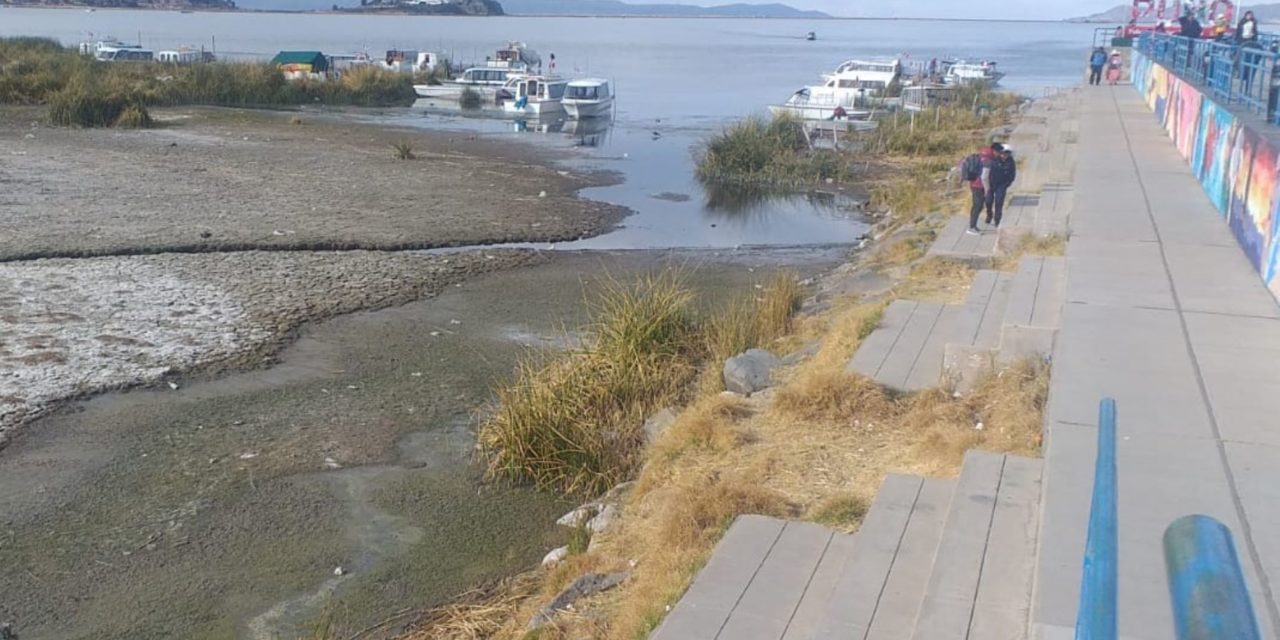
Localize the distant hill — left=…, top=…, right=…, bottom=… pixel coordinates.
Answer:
left=4, top=0, right=234, bottom=9
left=499, top=0, right=828, bottom=17
left=1070, top=3, right=1280, bottom=23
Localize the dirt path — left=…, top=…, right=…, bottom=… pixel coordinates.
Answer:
left=0, top=106, right=625, bottom=261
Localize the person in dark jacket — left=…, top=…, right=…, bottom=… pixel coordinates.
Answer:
left=1179, top=11, right=1202, bottom=38
left=1238, top=10, right=1259, bottom=42
left=986, top=143, right=1016, bottom=227
left=1089, top=47, right=1107, bottom=85
left=963, top=145, right=995, bottom=235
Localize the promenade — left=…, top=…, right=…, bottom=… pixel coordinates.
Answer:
left=649, top=84, right=1280, bottom=639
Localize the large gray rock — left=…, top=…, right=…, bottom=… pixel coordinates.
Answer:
left=541, top=545, right=570, bottom=567
left=588, top=503, right=619, bottom=534
left=722, top=348, right=780, bottom=395
left=528, top=571, right=630, bottom=630
left=642, top=407, right=678, bottom=444
left=556, top=504, right=601, bottom=528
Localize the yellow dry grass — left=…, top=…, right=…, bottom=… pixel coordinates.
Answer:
left=995, top=233, right=1067, bottom=271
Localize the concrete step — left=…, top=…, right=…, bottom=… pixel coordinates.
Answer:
left=909, top=450, right=1008, bottom=640
left=969, top=455, right=1044, bottom=640
left=863, top=478, right=956, bottom=640
left=798, top=474, right=925, bottom=639
left=927, top=215, right=999, bottom=266
left=998, top=255, right=1066, bottom=366
left=847, top=300, right=948, bottom=391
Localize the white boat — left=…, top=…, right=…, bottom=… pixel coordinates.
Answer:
left=768, top=58, right=899, bottom=122
left=94, top=44, right=154, bottom=62
left=562, top=79, right=613, bottom=119
left=380, top=49, right=445, bottom=74
left=156, top=48, right=204, bottom=64
left=499, top=74, right=568, bottom=116
left=413, top=41, right=540, bottom=100
left=942, top=60, right=1004, bottom=87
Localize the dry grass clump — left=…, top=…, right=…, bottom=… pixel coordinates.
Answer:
left=478, top=272, right=698, bottom=497
left=890, top=256, right=976, bottom=303
left=995, top=232, right=1067, bottom=270
left=478, top=270, right=805, bottom=497
left=809, top=493, right=871, bottom=531
left=773, top=369, right=897, bottom=424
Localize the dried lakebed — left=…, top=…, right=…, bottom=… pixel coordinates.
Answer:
left=0, top=250, right=842, bottom=639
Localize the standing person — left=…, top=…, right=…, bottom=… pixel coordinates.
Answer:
left=960, top=145, right=994, bottom=235
left=1180, top=10, right=1202, bottom=38
left=1089, top=47, right=1107, bottom=85
left=1238, top=10, right=1259, bottom=42
left=1107, top=50, right=1124, bottom=84
left=986, top=143, right=1016, bottom=227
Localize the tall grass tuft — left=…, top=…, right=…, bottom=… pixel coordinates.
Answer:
left=478, top=272, right=698, bottom=496
left=696, top=114, right=857, bottom=187
left=477, top=271, right=806, bottom=496
left=392, top=140, right=416, bottom=160
left=0, top=36, right=417, bottom=122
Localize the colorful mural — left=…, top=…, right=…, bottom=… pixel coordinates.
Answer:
left=1132, top=52, right=1280, bottom=300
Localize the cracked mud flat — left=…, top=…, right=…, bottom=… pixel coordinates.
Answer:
left=0, top=249, right=538, bottom=448
left=0, top=106, right=625, bottom=260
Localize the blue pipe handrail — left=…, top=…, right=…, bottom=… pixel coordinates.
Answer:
left=1076, top=398, right=1118, bottom=640
left=1164, top=515, right=1263, bottom=640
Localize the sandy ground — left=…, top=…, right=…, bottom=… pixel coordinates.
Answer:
left=0, top=249, right=538, bottom=448
left=0, top=107, right=625, bottom=260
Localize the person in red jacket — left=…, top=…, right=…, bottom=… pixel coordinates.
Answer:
left=965, top=145, right=996, bottom=235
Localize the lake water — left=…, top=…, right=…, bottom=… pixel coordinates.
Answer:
left=1, top=10, right=1098, bottom=248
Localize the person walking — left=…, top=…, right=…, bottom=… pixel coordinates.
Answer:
left=986, top=143, right=1016, bottom=227
left=1106, top=50, right=1124, bottom=84
left=1089, top=47, right=1107, bottom=85
left=961, top=145, right=994, bottom=235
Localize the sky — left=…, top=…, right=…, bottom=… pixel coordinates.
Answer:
left=771, top=0, right=1122, bottom=20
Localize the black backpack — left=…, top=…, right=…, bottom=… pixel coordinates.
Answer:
left=960, top=153, right=983, bottom=181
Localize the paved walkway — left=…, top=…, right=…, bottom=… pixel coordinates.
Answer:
left=1033, top=86, right=1280, bottom=640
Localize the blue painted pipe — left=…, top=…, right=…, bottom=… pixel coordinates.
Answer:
left=1164, top=515, right=1262, bottom=640
left=1076, top=397, right=1118, bottom=640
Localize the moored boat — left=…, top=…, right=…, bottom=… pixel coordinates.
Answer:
left=499, top=74, right=568, bottom=116
left=941, top=60, right=1004, bottom=87
left=768, top=58, right=900, bottom=122
left=562, top=78, right=613, bottom=119
left=413, top=41, right=540, bottom=100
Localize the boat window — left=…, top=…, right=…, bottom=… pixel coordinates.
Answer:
left=548, top=83, right=565, bottom=99
left=838, top=79, right=856, bottom=88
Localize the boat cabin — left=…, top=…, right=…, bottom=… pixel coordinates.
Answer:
left=94, top=45, right=154, bottom=62
left=157, top=49, right=202, bottom=64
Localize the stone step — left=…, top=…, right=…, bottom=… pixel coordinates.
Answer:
left=998, top=255, right=1066, bottom=366
left=909, top=450, right=1008, bottom=640
left=927, top=215, right=999, bottom=266
left=863, top=478, right=956, bottom=640
left=847, top=300, right=948, bottom=391
left=969, top=455, right=1044, bottom=640
left=797, top=474, right=925, bottom=639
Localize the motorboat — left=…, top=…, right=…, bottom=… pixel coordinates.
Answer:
left=499, top=74, right=568, bottom=116
left=156, top=48, right=205, bottom=64
left=414, top=41, right=540, bottom=100
left=562, top=78, right=614, bottom=119
left=941, top=60, right=1004, bottom=87
left=768, top=58, right=900, bottom=121
left=94, top=44, right=154, bottom=62
left=806, top=31, right=817, bottom=41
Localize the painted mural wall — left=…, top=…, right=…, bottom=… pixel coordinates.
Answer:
left=1132, top=52, right=1280, bottom=300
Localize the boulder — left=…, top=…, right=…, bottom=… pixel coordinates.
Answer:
left=588, top=504, right=619, bottom=534
left=528, top=571, right=630, bottom=630
left=722, top=348, right=780, bottom=395
left=642, top=407, right=678, bottom=444
left=541, top=545, right=570, bottom=567
left=556, top=504, right=601, bottom=528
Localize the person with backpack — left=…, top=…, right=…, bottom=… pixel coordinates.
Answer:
left=960, top=145, right=994, bottom=235
left=986, top=143, right=1016, bottom=227
left=1089, top=47, right=1107, bottom=86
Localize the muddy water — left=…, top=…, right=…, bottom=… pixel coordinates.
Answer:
left=0, top=249, right=844, bottom=639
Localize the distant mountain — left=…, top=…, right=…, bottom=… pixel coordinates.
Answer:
left=500, top=0, right=828, bottom=18
left=1070, top=3, right=1280, bottom=23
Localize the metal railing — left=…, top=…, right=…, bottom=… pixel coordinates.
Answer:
left=1076, top=398, right=1118, bottom=640
left=1137, top=31, right=1280, bottom=124
left=1072, top=398, right=1263, bottom=639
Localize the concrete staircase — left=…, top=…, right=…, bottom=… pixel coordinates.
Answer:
left=649, top=450, right=1043, bottom=640
left=848, top=255, right=1065, bottom=393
